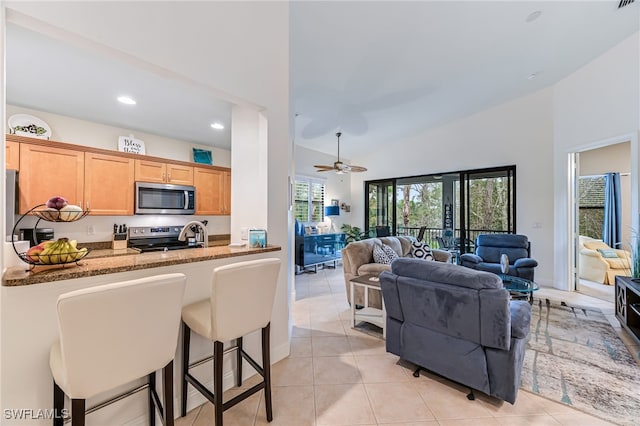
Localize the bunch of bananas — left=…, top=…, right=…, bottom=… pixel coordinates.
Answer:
left=27, top=238, right=88, bottom=264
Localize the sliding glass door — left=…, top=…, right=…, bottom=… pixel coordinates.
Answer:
left=364, top=166, right=516, bottom=253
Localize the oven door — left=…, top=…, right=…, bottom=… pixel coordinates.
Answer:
left=135, top=182, right=195, bottom=214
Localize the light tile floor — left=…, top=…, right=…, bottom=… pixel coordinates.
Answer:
left=177, top=265, right=639, bottom=426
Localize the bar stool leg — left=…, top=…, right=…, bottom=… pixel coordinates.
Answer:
left=236, top=337, right=243, bottom=387
left=53, top=381, right=65, bottom=426
left=149, top=372, right=156, bottom=426
left=262, top=323, right=273, bottom=422
left=163, top=361, right=174, bottom=426
left=181, top=322, right=191, bottom=417
left=71, top=399, right=85, bottom=426
left=214, top=341, right=224, bottom=426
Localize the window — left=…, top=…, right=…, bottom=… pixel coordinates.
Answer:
left=578, top=176, right=605, bottom=239
left=294, top=177, right=325, bottom=223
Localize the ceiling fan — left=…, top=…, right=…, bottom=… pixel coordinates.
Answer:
left=314, top=132, right=367, bottom=174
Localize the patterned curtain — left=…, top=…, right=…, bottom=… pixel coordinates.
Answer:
left=602, top=172, right=621, bottom=247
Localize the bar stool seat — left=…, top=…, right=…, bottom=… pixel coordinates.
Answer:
left=50, top=273, right=186, bottom=426
left=181, top=258, right=281, bottom=426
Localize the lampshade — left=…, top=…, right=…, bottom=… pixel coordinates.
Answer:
left=324, top=205, right=340, bottom=217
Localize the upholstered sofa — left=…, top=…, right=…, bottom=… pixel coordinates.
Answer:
left=380, top=258, right=531, bottom=404
left=341, top=236, right=451, bottom=308
left=460, top=234, right=538, bottom=281
left=579, top=235, right=631, bottom=285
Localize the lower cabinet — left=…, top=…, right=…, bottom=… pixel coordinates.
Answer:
left=295, top=233, right=346, bottom=272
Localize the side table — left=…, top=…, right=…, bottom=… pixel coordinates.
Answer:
left=350, top=274, right=386, bottom=338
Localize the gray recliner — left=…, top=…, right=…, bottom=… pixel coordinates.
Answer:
left=460, top=234, right=538, bottom=281
left=380, top=258, right=531, bottom=404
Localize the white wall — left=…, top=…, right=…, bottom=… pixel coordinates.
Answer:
left=2, top=2, right=290, bottom=423
left=294, top=144, right=353, bottom=231
left=349, top=88, right=555, bottom=286
left=553, top=32, right=640, bottom=290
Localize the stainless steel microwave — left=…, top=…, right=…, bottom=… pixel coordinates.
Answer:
left=135, top=182, right=195, bottom=215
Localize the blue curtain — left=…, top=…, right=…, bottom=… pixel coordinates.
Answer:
left=602, top=172, right=621, bottom=248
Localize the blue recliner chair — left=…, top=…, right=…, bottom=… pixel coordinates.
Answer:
left=460, top=234, right=538, bottom=281
left=380, top=258, right=531, bottom=404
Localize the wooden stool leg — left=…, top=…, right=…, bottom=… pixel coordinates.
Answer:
left=149, top=372, right=156, bottom=426
left=214, top=341, right=224, bottom=426
left=236, top=337, right=243, bottom=387
left=181, top=322, right=191, bottom=417
left=262, top=323, right=273, bottom=422
left=53, top=381, right=65, bottom=426
left=71, top=399, right=85, bottom=426
left=163, top=361, right=174, bottom=426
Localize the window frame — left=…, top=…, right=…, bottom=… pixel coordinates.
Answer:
left=294, top=176, right=326, bottom=224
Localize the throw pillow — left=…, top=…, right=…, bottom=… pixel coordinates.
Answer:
left=597, top=248, right=619, bottom=258
left=411, top=241, right=434, bottom=261
left=382, top=244, right=399, bottom=262
left=373, top=245, right=392, bottom=265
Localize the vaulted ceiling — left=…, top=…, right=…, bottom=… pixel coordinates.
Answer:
left=6, top=1, right=639, bottom=159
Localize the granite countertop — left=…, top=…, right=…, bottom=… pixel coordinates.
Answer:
left=3, top=244, right=280, bottom=287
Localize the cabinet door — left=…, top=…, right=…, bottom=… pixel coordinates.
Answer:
left=85, top=153, right=135, bottom=215
left=134, top=159, right=166, bottom=183
left=167, top=164, right=194, bottom=185
left=222, top=170, right=231, bottom=214
left=6, top=141, right=20, bottom=170
left=19, top=144, right=84, bottom=213
left=194, top=167, right=224, bottom=215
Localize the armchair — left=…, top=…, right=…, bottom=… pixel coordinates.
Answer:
left=578, top=235, right=631, bottom=285
left=380, top=258, right=531, bottom=404
left=460, top=234, right=538, bottom=281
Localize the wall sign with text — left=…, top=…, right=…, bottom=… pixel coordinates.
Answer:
left=118, top=136, right=146, bottom=155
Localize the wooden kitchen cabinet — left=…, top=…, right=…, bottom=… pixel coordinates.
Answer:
left=134, top=159, right=193, bottom=185
left=194, top=167, right=225, bottom=215
left=223, top=170, right=231, bottom=214
left=6, top=141, right=20, bottom=170
left=85, top=152, right=135, bottom=215
left=19, top=143, right=84, bottom=213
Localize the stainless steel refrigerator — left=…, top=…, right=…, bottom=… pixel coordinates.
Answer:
left=6, top=170, right=17, bottom=239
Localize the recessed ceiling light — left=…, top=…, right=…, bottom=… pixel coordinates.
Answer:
left=210, top=123, right=224, bottom=130
left=526, top=11, right=542, bottom=23
left=117, top=96, right=136, bottom=105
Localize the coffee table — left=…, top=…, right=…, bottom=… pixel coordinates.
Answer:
left=350, top=274, right=386, bottom=338
left=500, top=274, right=538, bottom=303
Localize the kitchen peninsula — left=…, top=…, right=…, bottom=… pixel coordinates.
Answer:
left=1, top=245, right=282, bottom=425
left=3, top=244, right=280, bottom=286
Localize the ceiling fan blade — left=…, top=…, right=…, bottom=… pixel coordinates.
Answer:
left=348, top=165, right=368, bottom=173
left=314, top=165, right=335, bottom=171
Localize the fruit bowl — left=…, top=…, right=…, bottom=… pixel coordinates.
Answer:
left=18, top=249, right=90, bottom=266
left=33, top=208, right=90, bottom=222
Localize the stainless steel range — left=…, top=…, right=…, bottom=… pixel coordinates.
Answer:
left=128, top=225, right=202, bottom=252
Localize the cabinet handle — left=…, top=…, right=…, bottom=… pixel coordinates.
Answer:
left=162, top=172, right=166, bottom=181
left=168, top=173, right=171, bottom=182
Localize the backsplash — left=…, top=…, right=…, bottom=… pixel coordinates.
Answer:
left=11, top=214, right=230, bottom=244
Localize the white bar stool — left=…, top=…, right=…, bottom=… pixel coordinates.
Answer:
left=180, top=258, right=281, bottom=425
left=50, top=273, right=187, bottom=426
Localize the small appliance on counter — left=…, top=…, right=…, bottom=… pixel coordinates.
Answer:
left=20, top=228, right=55, bottom=247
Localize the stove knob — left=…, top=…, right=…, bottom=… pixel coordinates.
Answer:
left=174, top=227, right=180, bottom=232
left=133, top=229, right=138, bottom=234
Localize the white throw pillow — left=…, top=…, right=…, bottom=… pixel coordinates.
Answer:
left=411, top=241, right=434, bottom=261
left=373, top=245, right=392, bottom=265
left=382, top=244, right=399, bottom=262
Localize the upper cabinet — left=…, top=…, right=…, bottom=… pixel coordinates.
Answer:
left=6, top=141, right=20, bottom=170
left=85, top=152, right=135, bottom=215
left=194, top=167, right=231, bottom=215
left=134, top=159, right=194, bottom=185
left=19, top=143, right=85, bottom=213
left=10, top=135, right=229, bottom=216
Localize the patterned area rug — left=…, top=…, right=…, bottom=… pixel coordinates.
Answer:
left=521, top=298, right=640, bottom=425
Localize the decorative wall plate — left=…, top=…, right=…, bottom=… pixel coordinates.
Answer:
left=8, top=114, right=51, bottom=139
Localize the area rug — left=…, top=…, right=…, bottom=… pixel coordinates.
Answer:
left=521, top=298, right=640, bottom=425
